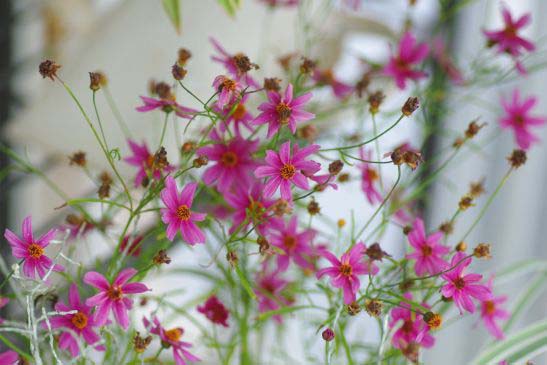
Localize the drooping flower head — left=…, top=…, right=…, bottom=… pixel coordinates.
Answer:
left=269, top=215, right=317, bottom=272
left=0, top=351, right=18, bottom=365
left=212, top=75, right=243, bottom=109
left=197, top=135, right=258, bottom=192
left=125, top=140, right=175, bottom=187
left=389, top=293, right=435, bottom=352
left=255, top=266, right=292, bottom=323
left=210, top=37, right=259, bottom=88
left=143, top=316, right=200, bottom=365
left=136, top=96, right=197, bottom=119
left=84, top=268, right=149, bottom=329
left=316, top=242, right=378, bottom=304
left=160, top=178, right=207, bottom=244
left=252, top=84, right=315, bottom=138
left=499, top=89, right=546, bottom=150
left=383, top=32, right=429, bottom=89
left=359, top=149, right=382, bottom=205
left=4, top=216, right=63, bottom=279
left=405, top=218, right=449, bottom=276
left=312, top=69, right=353, bottom=99
left=479, top=277, right=510, bottom=339
left=47, top=284, right=103, bottom=356
left=255, top=141, right=321, bottom=201
left=441, top=252, right=492, bottom=314
left=197, top=295, right=229, bottom=327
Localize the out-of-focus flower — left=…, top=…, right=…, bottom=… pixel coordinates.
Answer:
left=212, top=75, right=243, bottom=109
left=406, top=218, right=449, bottom=276
left=0, top=351, right=18, bottom=365
left=255, top=267, right=292, bottom=323
left=125, top=140, right=175, bottom=187
left=197, top=295, right=229, bottom=327
left=212, top=94, right=254, bottom=136
left=359, top=149, right=382, bottom=204
left=312, top=69, right=353, bottom=99
left=210, top=37, right=259, bottom=88
left=389, top=293, right=434, bottom=351
left=480, top=277, right=510, bottom=339
left=136, top=96, right=197, bottom=119
left=383, top=32, right=429, bottom=89
left=269, top=215, right=316, bottom=271
left=119, top=235, right=144, bottom=257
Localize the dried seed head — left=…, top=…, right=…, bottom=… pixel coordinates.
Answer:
left=98, top=183, right=111, bottom=199
left=299, top=57, right=317, bottom=74
left=465, top=120, right=486, bottom=139
left=263, top=77, right=282, bottom=92
left=402, top=97, right=420, bottom=116
left=69, top=151, right=87, bottom=167
left=39, top=60, right=61, bottom=81
left=89, top=71, right=107, bottom=91
left=453, top=137, right=465, bottom=149
left=423, top=312, right=442, bottom=330
left=257, top=236, right=270, bottom=255
left=297, top=124, right=318, bottom=142
left=272, top=199, right=292, bottom=217
left=473, top=243, right=491, bottom=259
left=226, top=251, right=238, bottom=267
left=321, top=328, right=335, bottom=342
left=508, top=149, right=527, bottom=168
left=455, top=241, right=467, bottom=252
left=355, top=71, right=371, bottom=98
left=133, top=332, right=152, bottom=353
left=364, top=299, right=383, bottom=317
left=338, top=173, right=350, bottom=182
left=172, top=63, right=188, bottom=81
left=153, top=147, right=170, bottom=170
left=346, top=301, right=361, bottom=316
left=153, top=249, right=172, bottom=265
left=439, top=221, right=454, bottom=235
left=155, top=82, right=174, bottom=100
left=233, top=53, right=258, bottom=74
left=177, top=48, right=192, bottom=66
left=337, top=219, right=346, bottom=228
left=193, top=156, right=209, bottom=168
left=181, top=141, right=196, bottom=153
left=458, top=195, right=474, bottom=211
left=469, top=179, right=486, bottom=198
left=365, top=243, right=390, bottom=261
left=368, top=91, right=385, bottom=114
left=328, top=160, right=344, bottom=176
left=401, top=150, right=423, bottom=170
left=307, top=199, right=320, bottom=215
left=277, top=53, right=295, bottom=71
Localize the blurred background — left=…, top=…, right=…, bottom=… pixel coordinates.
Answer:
left=0, top=0, right=546, bottom=364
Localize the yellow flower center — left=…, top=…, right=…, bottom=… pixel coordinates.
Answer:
left=165, top=328, right=183, bottom=343
left=176, top=205, right=191, bottom=221
left=280, top=164, right=296, bottom=180
left=276, top=102, right=292, bottom=124
left=27, top=244, right=44, bottom=259
left=71, top=312, right=88, bottom=330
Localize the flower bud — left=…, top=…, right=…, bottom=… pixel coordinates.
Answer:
left=455, top=241, right=467, bottom=252
left=364, top=299, right=383, bottom=317
left=321, top=328, right=335, bottom=341
left=68, top=151, right=87, bottom=167
left=402, top=97, right=419, bottom=116
left=177, top=48, right=192, bottom=66
left=328, top=160, right=344, bottom=176
left=473, top=243, right=491, bottom=259
left=508, top=149, right=527, bottom=168
left=423, top=312, right=442, bottom=330
left=39, top=60, right=61, bottom=81
left=368, top=91, right=385, bottom=114
left=307, top=199, right=320, bottom=215
left=347, top=301, right=361, bottom=315
left=172, top=63, right=187, bottom=80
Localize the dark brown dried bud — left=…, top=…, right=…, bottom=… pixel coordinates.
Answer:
left=423, top=312, right=442, bottom=330
left=99, top=171, right=112, bottom=185
left=465, top=120, right=486, bottom=139
left=299, top=57, right=317, bottom=74
left=403, top=225, right=412, bottom=235
left=346, top=301, right=361, bottom=316
left=439, top=221, right=454, bottom=235
left=402, top=97, right=419, bottom=116
left=98, top=183, right=111, bottom=199
left=458, top=195, right=474, bottom=211
left=338, top=173, right=350, bottom=183
left=139, top=297, right=148, bottom=306
left=177, top=48, right=192, bottom=66
left=390, top=149, right=404, bottom=166
left=233, top=53, right=258, bottom=74
left=297, top=124, right=318, bottom=142
left=321, top=328, right=335, bottom=342
left=469, top=179, right=486, bottom=198
left=181, top=141, right=196, bottom=153
left=226, top=251, right=238, bottom=267
left=153, top=147, right=170, bottom=170
left=365, top=243, right=390, bottom=261
left=453, top=137, right=465, bottom=149
left=133, top=332, right=152, bottom=353
left=455, top=241, right=467, bottom=252
left=39, top=60, right=61, bottom=81
left=368, top=91, right=385, bottom=114
left=364, top=299, right=383, bottom=317
left=69, top=151, right=86, bottom=167
left=155, top=82, right=174, bottom=100
left=473, top=243, right=491, bottom=259
left=193, top=156, right=209, bottom=168
left=89, top=72, right=107, bottom=91
left=257, top=236, right=270, bottom=255
left=508, top=149, right=527, bottom=168
left=272, top=199, right=292, bottom=217
left=153, top=249, right=172, bottom=265
left=263, top=77, right=282, bottom=92
left=172, top=63, right=187, bottom=81
left=307, top=199, right=320, bottom=215
left=401, top=151, right=423, bottom=170
left=328, top=160, right=344, bottom=176
left=355, top=72, right=371, bottom=98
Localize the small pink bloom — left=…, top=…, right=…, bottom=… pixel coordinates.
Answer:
left=125, top=140, right=175, bottom=187
left=252, top=84, right=315, bottom=138
left=136, top=96, right=197, bottom=119
left=316, top=243, right=378, bottom=304
left=500, top=89, right=546, bottom=150
left=0, top=351, right=18, bottom=365
left=269, top=215, right=316, bottom=271
left=441, top=252, right=492, bottom=314
left=210, top=37, right=258, bottom=88
left=255, top=141, right=321, bottom=201
left=312, top=69, right=353, bottom=99
left=483, top=7, right=535, bottom=58
left=389, top=293, right=435, bottom=350
left=197, top=136, right=258, bottom=192
left=359, top=149, right=382, bottom=205
left=47, top=284, right=103, bottom=356
left=84, top=268, right=149, bottom=329
left=480, top=277, right=510, bottom=339
left=160, top=177, right=207, bottom=244
left=212, top=94, right=254, bottom=136
left=197, top=295, right=229, bottom=327
left=383, top=32, right=429, bottom=89
left=119, top=235, right=144, bottom=257
left=255, top=266, right=292, bottom=323
left=212, top=75, right=243, bottom=109
left=4, top=216, right=63, bottom=279
left=144, top=316, right=200, bottom=365
left=406, top=218, right=449, bottom=276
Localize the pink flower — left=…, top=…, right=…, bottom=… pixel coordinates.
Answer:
left=144, top=316, right=200, bottom=365
left=210, top=37, right=258, bottom=88
left=197, top=295, right=229, bottom=327
left=255, top=141, right=321, bottom=201
left=47, top=284, right=103, bottom=356
left=0, top=351, right=18, bottom=365
left=125, top=140, right=175, bottom=187
left=197, top=136, right=258, bottom=192
left=212, top=94, right=254, bottom=136
left=432, top=37, right=464, bottom=85
left=269, top=215, right=316, bottom=271
left=224, top=181, right=282, bottom=235
left=4, top=216, right=63, bottom=279
left=255, top=267, right=292, bottom=323
left=359, top=149, right=382, bottom=205
left=383, top=32, right=429, bottom=89
left=136, top=96, right=197, bottom=119
left=441, top=252, right=492, bottom=314
left=483, top=7, right=534, bottom=59
left=480, top=278, right=510, bottom=339
left=312, top=69, right=353, bottom=99
left=160, top=178, right=207, bottom=244
left=389, top=293, right=435, bottom=350
left=405, top=218, right=449, bottom=276
left=500, top=89, right=546, bottom=150
left=84, top=268, right=149, bottom=329
left=252, top=84, right=315, bottom=138
left=316, top=243, right=378, bottom=304
left=119, top=235, right=144, bottom=257
left=212, top=75, right=243, bottom=109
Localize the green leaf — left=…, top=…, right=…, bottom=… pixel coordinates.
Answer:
left=162, top=0, right=181, bottom=33
left=495, top=259, right=547, bottom=285
left=218, top=0, right=241, bottom=17
left=503, top=272, right=547, bottom=332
